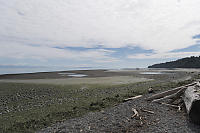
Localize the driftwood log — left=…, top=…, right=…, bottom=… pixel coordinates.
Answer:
left=152, top=87, right=187, bottom=103
left=124, top=95, right=142, bottom=102
left=184, top=85, right=200, bottom=124
left=146, top=82, right=197, bottom=101
left=146, top=81, right=200, bottom=124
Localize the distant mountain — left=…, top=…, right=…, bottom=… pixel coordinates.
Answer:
left=148, top=56, right=200, bottom=68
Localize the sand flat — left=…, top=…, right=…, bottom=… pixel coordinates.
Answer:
left=0, top=76, right=152, bottom=85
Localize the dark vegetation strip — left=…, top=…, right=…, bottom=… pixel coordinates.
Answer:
left=0, top=76, right=198, bottom=133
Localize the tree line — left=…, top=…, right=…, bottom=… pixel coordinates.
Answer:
left=148, top=56, right=200, bottom=68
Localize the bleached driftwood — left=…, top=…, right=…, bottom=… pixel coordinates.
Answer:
left=184, top=85, right=200, bottom=124
left=152, top=87, right=187, bottom=103
left=145, top=81, right=200, bottom=124
left=168, top=87, right=187, bottom=103
left=161, top=102, right=181, bottom=110
left=146, top=82, right=197, bottom=101
left=131, top=108, right=139, bottom=118
left=124, top=95, right=142, bottom=102
left=140, top=109, right=154, bottom=114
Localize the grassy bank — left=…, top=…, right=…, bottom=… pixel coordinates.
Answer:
left=0, top=78, right=196, bottom=132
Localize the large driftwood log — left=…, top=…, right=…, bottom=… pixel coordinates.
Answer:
left=152, top=87, right=187, bottom=103
left=146, top=82, right=197, bottom=101
left=184, top=85, right=200, bottom=124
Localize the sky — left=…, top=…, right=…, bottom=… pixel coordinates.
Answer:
left=1, top=0, right=200, bottom=73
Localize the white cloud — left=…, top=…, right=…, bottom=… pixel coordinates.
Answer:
left=0, top=43, right=117, bottom=63
left=128, top=52, right=200, bottom=59
left=0, top=0, right=200, bottom=54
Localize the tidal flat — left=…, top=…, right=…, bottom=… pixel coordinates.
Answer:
left=0, top=69, right=199, bottom=132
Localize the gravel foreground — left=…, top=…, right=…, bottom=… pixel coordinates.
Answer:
left=38, top=95, right=200, bottom=133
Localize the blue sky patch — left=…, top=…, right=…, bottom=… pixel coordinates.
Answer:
left=171, top=44, right=200, bottom=52
left=193, top=34, right=200, bottom=39
left=59, top=46, right=154, bottom=59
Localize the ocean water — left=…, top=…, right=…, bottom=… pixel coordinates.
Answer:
left=0, top=68, right=48, bottom=75
left=0, top=67, right=96, bottom=75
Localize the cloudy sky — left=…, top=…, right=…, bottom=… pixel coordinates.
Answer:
left=1, top=0, right=200, bottom=73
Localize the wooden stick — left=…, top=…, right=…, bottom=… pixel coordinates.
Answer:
left=161, top=102, right=181, bottom=109
left=140, top=109, right=154, bottom=114
left=146, top=82, right=196, bottom=101
left=178, top=103, right=184, bottom=111
left=124, top=95, right=142, bottom=102
left=131, top=108, right=139, bottom=118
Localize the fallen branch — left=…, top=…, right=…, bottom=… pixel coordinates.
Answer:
left=124, top=95, right=142, bottom=102
left=146, top=82, right=197, bottom=101
left=131, top=108, right=139, bottom=118
left=178, top=102, right=184, bottom=111
left=140, top=109, right=154, bottom=114
left=161, top=102, right=181, bottom=109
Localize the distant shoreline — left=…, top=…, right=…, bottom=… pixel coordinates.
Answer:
left=0, top=69, right=125, bottom=80
left=0, top=67, right=145, bottom=76
left=0, top=69, right=104, bottom=76
left=1, top=67, right=200, bottom=76
left=0, top=67, right=107, bottom=76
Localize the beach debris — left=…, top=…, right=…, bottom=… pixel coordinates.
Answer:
left=124, top=95, right=142, bottom=102
left=152, top=87, right=187, bottom=103
left=184, top=85, right=200, bottom=124
left=161, top=102, right=181, bottom=110
left=146, top=81, right=200, bottom=124
left=146, top=82, right=197, bottom=101
left=131, top=108, right=145, bottom=126
left=131, top=108, right=139, bottom=118
left=140, top=108, right=154, bottom=114
left=148, top=87, right=154, bottom=93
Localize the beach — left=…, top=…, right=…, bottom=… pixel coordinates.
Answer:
left=0, top=68, right=200, bottom=132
